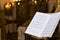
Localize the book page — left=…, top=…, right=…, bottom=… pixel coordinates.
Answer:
left=41, top=13, right=60, bottom=37
left=25, top=12, right=60, bottom=38
left=25, top=12, right=51, bottom=37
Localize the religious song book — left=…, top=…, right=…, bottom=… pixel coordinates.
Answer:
left=25, top=12, right=60, bottom=38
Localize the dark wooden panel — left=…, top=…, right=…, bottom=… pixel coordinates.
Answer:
left=0, top=11, right=7, bottom=40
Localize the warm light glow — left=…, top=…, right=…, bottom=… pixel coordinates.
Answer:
left=34, top=1, right=37, bottom=4
left=5, top=3, right=11, bottom=9
left=15, top=0, right=19, bottom=1
left=32, top=0, right=34, bottom=1
left=12, top=2, right=15, bottom=6
left=31, top=0, right=37, bottom=5
left=19, top=0, right=21, bottom=1
left=10, top=0, right=16, bottom=2
left=18, top=2, right=20, bottom=5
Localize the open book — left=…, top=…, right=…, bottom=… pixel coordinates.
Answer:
left=25, top=12, right=60, bottom=38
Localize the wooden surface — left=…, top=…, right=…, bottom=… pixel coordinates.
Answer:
left=0, top=11, right=6, bottom=40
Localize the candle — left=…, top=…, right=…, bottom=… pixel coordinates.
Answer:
left=31, top=0, right=37, bottom=5
left=5, top=2, right=12, bottom=9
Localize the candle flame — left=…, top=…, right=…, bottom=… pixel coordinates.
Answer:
left=18, top=2, right=20, bottom=5
left=34, top=1, right=37, bottom=4
left=5, top=2, right=11, bottom=9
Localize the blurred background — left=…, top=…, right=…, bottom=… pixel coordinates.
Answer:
left=0, top=0, right=60, bottom=40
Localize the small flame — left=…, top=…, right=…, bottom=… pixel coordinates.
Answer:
left=18, top=2, right=20, bottom=5
left=34, top=1, right=37, bottom=4
left=5, top=2, right=11, bottom=9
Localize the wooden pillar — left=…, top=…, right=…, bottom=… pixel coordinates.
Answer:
left=0, top=10, right=7, bottom=40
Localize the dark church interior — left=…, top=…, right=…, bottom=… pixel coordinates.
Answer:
left=0, top=0, right=60, bottom=40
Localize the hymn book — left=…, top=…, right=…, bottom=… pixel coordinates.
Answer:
left=25, top=12, right=60, bottom=38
